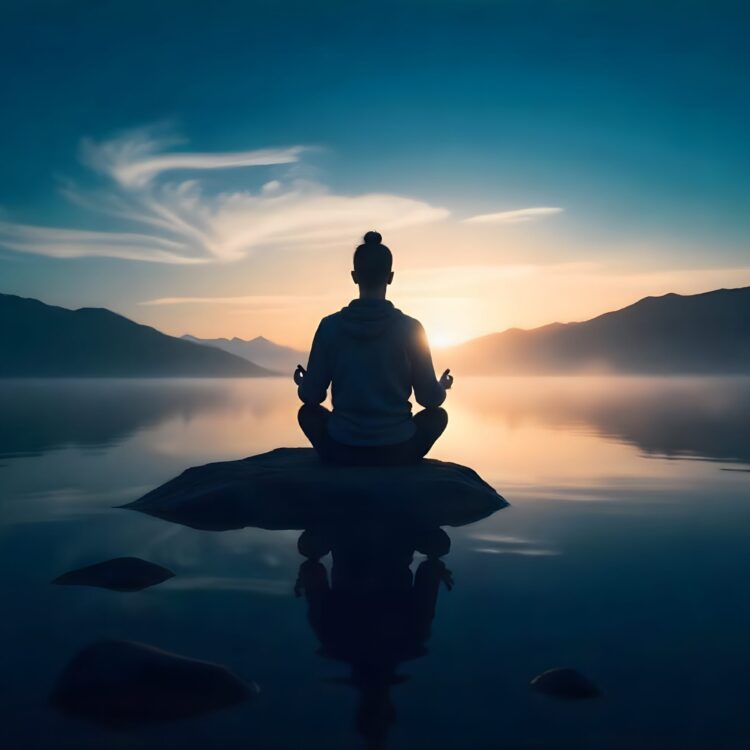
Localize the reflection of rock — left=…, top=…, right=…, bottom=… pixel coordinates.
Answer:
left=123, top=448, right=508, bottom=531
left=530, top=668, right=601, bottom=699
left=52, top=557, right=174, bottom=592
left=51, top=640, right=256, bottom=726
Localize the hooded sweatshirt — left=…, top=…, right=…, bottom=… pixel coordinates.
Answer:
left=298, top=299, right=446, bottom=446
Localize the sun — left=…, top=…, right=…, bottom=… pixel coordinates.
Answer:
left=428, top=331, right=459, bottom=349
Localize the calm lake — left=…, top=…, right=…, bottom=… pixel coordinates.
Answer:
left=1, top=377, right=749, bottom=749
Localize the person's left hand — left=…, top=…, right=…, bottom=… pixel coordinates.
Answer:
left=294, top=364, right=307, bottom=386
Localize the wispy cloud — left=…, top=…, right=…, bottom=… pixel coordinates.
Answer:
left=464, top=206, right=563, bottom=224
left=140, top=294, right=318, bottom=307
left=80, top=129, right=307, bottom=188
left=0, top=127, right=564, bottom=265
left=0, top=220, right=207, bottom=264
left=0, top=126, right=450, bottom=265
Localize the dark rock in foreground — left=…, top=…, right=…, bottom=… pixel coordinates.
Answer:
left=51, top=640, right=256, bottom=726
left=530, top=668, right=601, bottom=700
left=123, top=447, right=508, bottom=531
left=52, top=557, right=174, bottom=592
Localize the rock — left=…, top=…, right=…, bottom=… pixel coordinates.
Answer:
left=530, top=667, right=601, bottom=699
left=51, top=640, right=256, bottom=725
left=122, top=447, right=508, bottom=531
left=52, top=557, right=174, bottom=592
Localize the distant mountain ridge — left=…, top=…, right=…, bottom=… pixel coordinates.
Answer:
left=443, top=286, right=750, bottom=374
left=3, top=286, right=749, bottom=378
left=0, top=294, right=274, bottom=377
left=182, top=334, right=306, bottom=374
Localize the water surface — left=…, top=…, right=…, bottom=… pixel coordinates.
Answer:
left=1, top=377, right=748, bottom=748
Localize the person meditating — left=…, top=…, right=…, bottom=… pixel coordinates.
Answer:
left=294, top=231, right=453, bottom=465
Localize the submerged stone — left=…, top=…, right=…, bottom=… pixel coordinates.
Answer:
left=530, top=667, right=601, bottom=699
left=122, top=447, right=508, bottom=531
left=52, top=557, right=174, bottom=592
left=51, top=640, right=256, bottom=726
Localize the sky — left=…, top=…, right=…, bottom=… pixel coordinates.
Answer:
left=1, top=0, right=749, bottom=349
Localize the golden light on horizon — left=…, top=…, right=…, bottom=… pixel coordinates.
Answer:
left=133, top=252, right=750, bottom=351
left=428, top=331, right=461, bottom=349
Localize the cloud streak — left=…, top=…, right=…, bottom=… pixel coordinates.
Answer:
left=0, top=127, right=449, bottom=265
left=140, top=294, right=319, bottom=307
left=464, top=206, right=563, bottom=224
left=81, top=130, right=307, bottom=188
left=0, top=126, right=562, bottom=265
left=0, top=221, right=206, bottom=264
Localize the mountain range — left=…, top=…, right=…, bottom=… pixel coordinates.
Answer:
left=0, top=294, right=273, bottom=377
left=182, top=335, right=305, bottom=374
left=2, top=286, right=749, bottom=377
left=442, top=286, right=750, bottom=374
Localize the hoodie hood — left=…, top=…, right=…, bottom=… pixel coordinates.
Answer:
left=339, top=299, right=401, bottom=340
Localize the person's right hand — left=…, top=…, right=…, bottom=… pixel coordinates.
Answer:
left=439, top=368, right=453, bottom=390
left=294, top=364, right=307, bottom=386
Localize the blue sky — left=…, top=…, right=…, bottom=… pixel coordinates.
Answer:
left=1, top=0, right=748, bottom=346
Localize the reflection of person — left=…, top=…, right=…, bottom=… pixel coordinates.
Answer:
left=294, top=231, right=453, bottom=465
left=295, top=523, right=453, bottom=750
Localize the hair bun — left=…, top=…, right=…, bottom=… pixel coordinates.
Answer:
left=363, top=230, right=382, bottom=245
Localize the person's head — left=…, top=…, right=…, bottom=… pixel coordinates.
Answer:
left=352, top=231, right=394, bottom=295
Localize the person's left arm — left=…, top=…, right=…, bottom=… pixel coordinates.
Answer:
left=295, top=322, right=331, bottom=404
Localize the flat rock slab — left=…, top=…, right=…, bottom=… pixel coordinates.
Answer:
left=531, top=668, right=601, bottom=700
left=123, top=447, right=508, bottom=531
left=52, top=557, right=174, bottom=592
left=51, top=640, right=256, bottom=726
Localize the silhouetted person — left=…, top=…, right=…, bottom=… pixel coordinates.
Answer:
left=295, top=231, right=452, bottom=465
left=294, top=522, right=453, bottom=750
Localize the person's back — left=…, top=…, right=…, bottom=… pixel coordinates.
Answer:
left=294, top=231, right=452, bottom=465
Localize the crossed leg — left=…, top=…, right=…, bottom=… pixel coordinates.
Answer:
left=297, top=404, right=332, bottom=457
left=410, top=406, right=449, bottom=459
left=297, top=404, right=448, bottom=465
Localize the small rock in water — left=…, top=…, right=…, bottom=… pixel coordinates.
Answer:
left=530, top=667, right=601, bottom=699
left=52, top=557, right=175, bottom=592
left=51, top=640, right=256, bottom=725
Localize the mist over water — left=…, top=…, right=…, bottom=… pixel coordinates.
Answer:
left=1, top=377, right=749, bottom=748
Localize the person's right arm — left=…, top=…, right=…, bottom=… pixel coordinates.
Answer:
left=410, top=321, right=450, bottom=408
